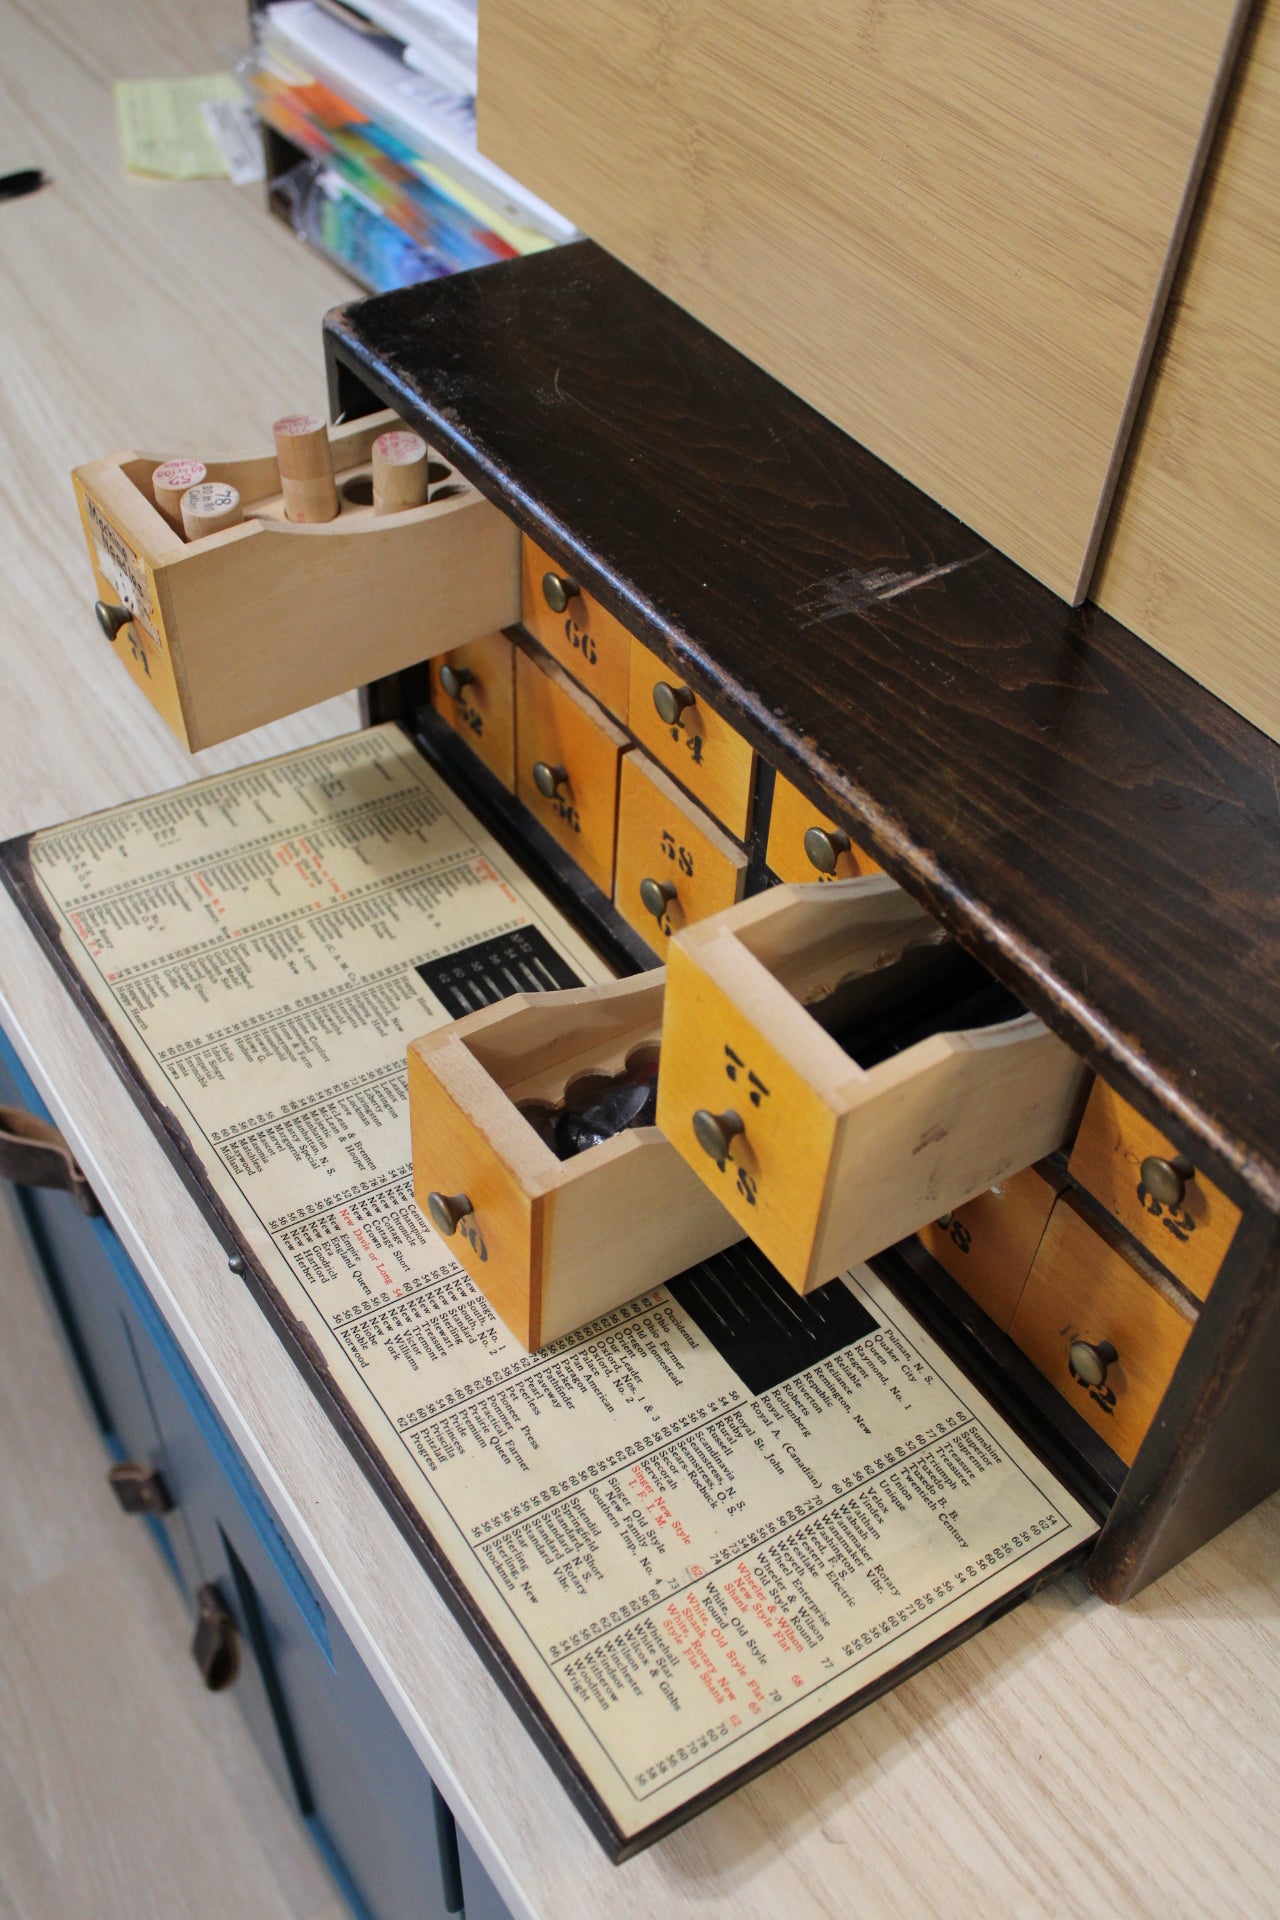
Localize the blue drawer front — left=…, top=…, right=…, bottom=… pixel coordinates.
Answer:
left=0, top=1024, right=462, bottom=1920
left=457, top=1828, right=516, bottom=1920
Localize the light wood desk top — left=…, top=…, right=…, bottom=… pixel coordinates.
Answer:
left=0, top=3, right=1276, bottom=1914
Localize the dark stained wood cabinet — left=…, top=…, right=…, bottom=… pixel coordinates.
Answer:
left=324, top=239, right=1280, bottom=1604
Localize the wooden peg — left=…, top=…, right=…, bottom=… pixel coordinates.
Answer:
left=180, top=482, right=243, bottom=540
left=272, top=413, right=338, bottom=523
left=151, top=458, right=207, bottom=533
left=372, top=429, right=429, bottom=516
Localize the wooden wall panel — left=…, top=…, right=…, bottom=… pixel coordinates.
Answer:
left=1094, top=0, right=1280, bottom=744
left=478, top=0, right=1248, bottom=605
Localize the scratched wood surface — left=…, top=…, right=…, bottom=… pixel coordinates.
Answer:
left=3, top=0, right=1280, bottom=1913
left=1095, top=0, right=1280, bottom=745
left=478, top=0, right=1249, bottom=604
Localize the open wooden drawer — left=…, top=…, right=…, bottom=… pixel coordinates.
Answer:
left=72, top=409, right=519, bottom=750
left=406, top=972, right=741, bottom=1349
left=658, top=877, right=1089, bottom=1292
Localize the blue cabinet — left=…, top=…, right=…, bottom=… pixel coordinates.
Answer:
left=0, top=1027, right=511, bottom=1920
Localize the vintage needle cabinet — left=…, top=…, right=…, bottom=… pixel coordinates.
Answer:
left=14, top=237, right=1279, bottom=1863
left=321, top=241, right=1280, bottom=1606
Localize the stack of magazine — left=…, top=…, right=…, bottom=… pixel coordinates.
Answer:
left=245, top=0, right=575, bottom=291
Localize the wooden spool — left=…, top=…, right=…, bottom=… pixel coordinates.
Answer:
left=372, top=429, right=429, bottom=516
left=151, top=458, right=207, bottom=534
left=272, top=413, right=338, bottom=523
left=180, top=482, right=243, bottom=540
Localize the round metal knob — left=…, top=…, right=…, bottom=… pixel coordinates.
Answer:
left=803, top=826, right=852, bottom=875
left=95, top=600, right=133, bottom=640
left=639, top=876, right=678, bottom=920
left=541, top=571, right=580, bottom=614
left=532, top=761, right=569, bottom=799
left=1068, top=1338, right=1118, bottom=1390
left=652, top=681, right=696, bottom=727
left=692, top=1108, right=745, bottom=1163
left=1140, top=1153, right=1194, bottom=1208
left=426, top=1190, right=473, bottom=1237
left=438, top=663, right=474, bottom=700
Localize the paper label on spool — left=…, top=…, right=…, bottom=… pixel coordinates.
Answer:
left=83, top=494, right=162, bottom=648
left=152, top=458, right=206, bottom=494
left=273, top=413, right=325, bottom=436
left=374, top=430, right=427, bottom=464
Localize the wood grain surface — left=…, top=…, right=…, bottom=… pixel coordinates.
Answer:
left=1095, top=0, right=1280, bottom=743
left=479, top=0, right=1249, bottom=603
left=3, top=0, right=1280, bottom=1912
left=327, top=245, right=1280, bottom=1221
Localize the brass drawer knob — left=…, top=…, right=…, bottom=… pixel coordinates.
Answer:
left=95, top=600, right=133, bottom=640
left=192, top=1584, right=238, bottom=1692
left=107, top=1460, right=173, bottom=1516
left=639, top=876, right=678, bottom=920
left=1140, top=1153, right=1194, bottom=1207
left=653, top=681, right=696, bottom=727
left=803, top=825, right=852, bottom=874
left=1068, top=1337, right=1118, bottom=1389
left=692, top=1107, right=745, bottom=1163
left=541, top=571, right=580, bottom=614
left=532, top=761, right=569, bottom=799
left=427, top=1190, right=473, bottom=1237
left=438, top=663, right=474, bottom=700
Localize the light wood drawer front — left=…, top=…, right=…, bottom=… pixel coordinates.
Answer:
left=407, top=976, right=740, bottom=1350
left=520, top=536, right=633, bottom=721
left=515, top=643, right=630, bottom=894
left=72, top=411, right=519, bottom=752
left=627, top=637, right=756, bottom=838
left=918, top=1165, right=1064, bottom=1331
left=658, top=878, right=1088, bottom=1293
left=614, top=753, right=748, bottom=954
left=429, top=631, right=515, bottom=789
left=766, top=772, right=883, bottom=884
left=1008, top=1198, right=1195, bottom=1465
left=1067, top=1080, right=1240, bottom=1301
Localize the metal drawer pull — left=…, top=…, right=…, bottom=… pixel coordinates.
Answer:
left=692, top=1108, right=744, bottom=1163
left=652, top=680, right=696, bottom=727
left=427, top=1191, right=473, bottom=1237
left=192, top=1584, right=238, bottom=1692
left=541, top=570, right=580, bottom=614
left=94, top=600, right=133, bottom=640
left=1068, top=1338, right=1119, bottom=1390
left=107, top=1461, right=173, bottom=1516
left=804, top=825, right=852, bottom=874
left=639, top=877, right=678, bottom=920
left=0, top=1105, right=100, bottom=1214
left=1139, top=1153, right=1194, bottom=1207
left=439, top=663, right=474, bottom=700
left=532, top=760, right=569, bottom=798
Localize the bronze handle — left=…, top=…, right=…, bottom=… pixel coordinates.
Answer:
left=95, top=600, right=133, bottom=641
left=438, top=663, right=474, bottom=700
left=639, top=877, right=678, bottom=920
left=427, top=1190, right=473, bottom=1237
left=1068, top=1338, right=1118, bottom=1390
left=803, top=826, right=852, bottom=875
left=541, top=571, right=580, bottom=614
left=192, top=1584, right=238, bottom=1692
left=532, top=761, right=569, bottom=799
left=692, top=1108, right=744, bottom=1162
left=1140, top=1153, right=1194, bottom=1208
left=653, top=681, right=696, bottom=727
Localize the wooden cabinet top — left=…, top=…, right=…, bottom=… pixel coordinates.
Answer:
left=326, top=241, right=1280, bottom=1218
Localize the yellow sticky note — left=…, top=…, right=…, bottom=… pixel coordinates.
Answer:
left=114, top=75, right=243, bottom=180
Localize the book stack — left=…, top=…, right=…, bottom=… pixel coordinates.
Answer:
left=246, top=0, right=575, bottom=291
